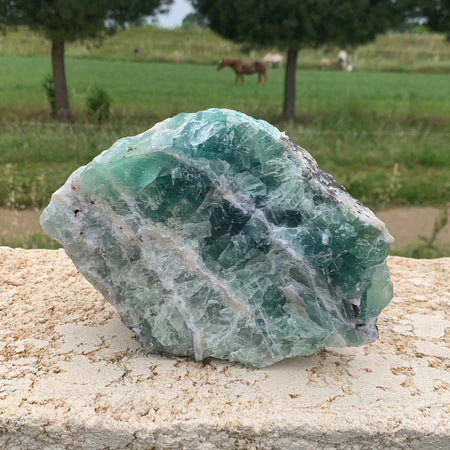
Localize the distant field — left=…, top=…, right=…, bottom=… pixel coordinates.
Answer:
left=1, top=26, right=450, bottom=73
left=0, top=55, right=449, bottom=214
left=1, top=56, right=449, bottom=124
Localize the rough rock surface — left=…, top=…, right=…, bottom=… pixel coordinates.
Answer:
left=0, top=248, right=449, bottom=449
left=40, top=108, right=394, bottom=367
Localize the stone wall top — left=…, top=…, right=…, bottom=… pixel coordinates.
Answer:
left=0, top=248, right=449, bottom=449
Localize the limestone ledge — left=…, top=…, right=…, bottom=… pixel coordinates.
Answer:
left=0, top=247, right=449, bottom=449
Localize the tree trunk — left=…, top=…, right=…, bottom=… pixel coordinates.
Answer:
left=51, top=40, right=71, bottom=121
left=282, top=48, right=298, bottom=122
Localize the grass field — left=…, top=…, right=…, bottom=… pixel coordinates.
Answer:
left=0, top=27, right=449, bottom=255
left=2, top=55, right=450, bottom=121
left=0, top=55, right=449, bottom=214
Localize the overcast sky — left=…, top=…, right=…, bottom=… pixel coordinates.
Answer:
left=155, top=0, right=194, bottom=28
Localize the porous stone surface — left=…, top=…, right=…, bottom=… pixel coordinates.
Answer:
left=0, top=248, right=449, bottom=449
left=40, top=108, right=394, bottom=367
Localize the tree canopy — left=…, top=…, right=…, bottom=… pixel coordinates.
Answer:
left=0, top=0, right=173, bottom=120
left=182, top=12, right=207, bottom=30
left=0, top=0, right=172, bottom=41
left=193, top=0, right=402, bottom=121
left=194, top=0, right=396, bottom=49
left=405, top=0, right=450, bottom=38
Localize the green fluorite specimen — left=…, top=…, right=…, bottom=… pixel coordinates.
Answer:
left=40, top=108, right=394, bottom=368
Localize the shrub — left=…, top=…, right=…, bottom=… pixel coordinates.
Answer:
left=86, top=86, right=110, bottom=123
left=42, top=74, right=56, bottom=117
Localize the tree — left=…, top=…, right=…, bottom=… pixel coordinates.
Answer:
left=181, top=12, right=207, bottom=30
left=403, top=0, right=450, bottom=39
left=192, top=0, right=401, bottom=121
left=0, top=0, right=172, bottom=120
left=424, top=0, right=450, bottom=37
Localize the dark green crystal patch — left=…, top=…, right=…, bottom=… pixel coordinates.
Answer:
left=40, top=108, right=394, bottom=367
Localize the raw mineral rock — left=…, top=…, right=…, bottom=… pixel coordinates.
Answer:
left=40, top=108, right=394, bottom=368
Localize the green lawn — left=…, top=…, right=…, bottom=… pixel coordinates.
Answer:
left=1, top=56, right=449, bottom=121
left=0, top=56, right=449, bottom=214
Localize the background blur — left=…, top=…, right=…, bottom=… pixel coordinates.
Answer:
left=0, top=0, right=449, bottom=258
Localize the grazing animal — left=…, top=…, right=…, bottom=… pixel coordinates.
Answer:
left=320, top=58, right=340, bottom=69
left=263, top=53, right=283, bottom=68
left=321, top=51, right=353, bottom=71
left=217, top=58, right=267, bottom=84
left=337, top=50, right=348, bottom=70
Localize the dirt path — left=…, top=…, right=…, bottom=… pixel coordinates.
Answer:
left=0, top=206, right=449, bottom=249
left=377, top=206, right=449, bottom=248
left=0, top=208, right=44, bottom=241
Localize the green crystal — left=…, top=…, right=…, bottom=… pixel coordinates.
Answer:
left=40, top=108, right=394, bottom=368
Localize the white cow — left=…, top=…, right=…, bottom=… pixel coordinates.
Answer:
left=263, top=53, right=283, bottom=68
left=337, top=50, right=353, bottom=71
left=321, top=51, right=353, bottom=71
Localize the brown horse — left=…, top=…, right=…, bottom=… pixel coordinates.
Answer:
left=217, top=58, right=267, bottom=85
